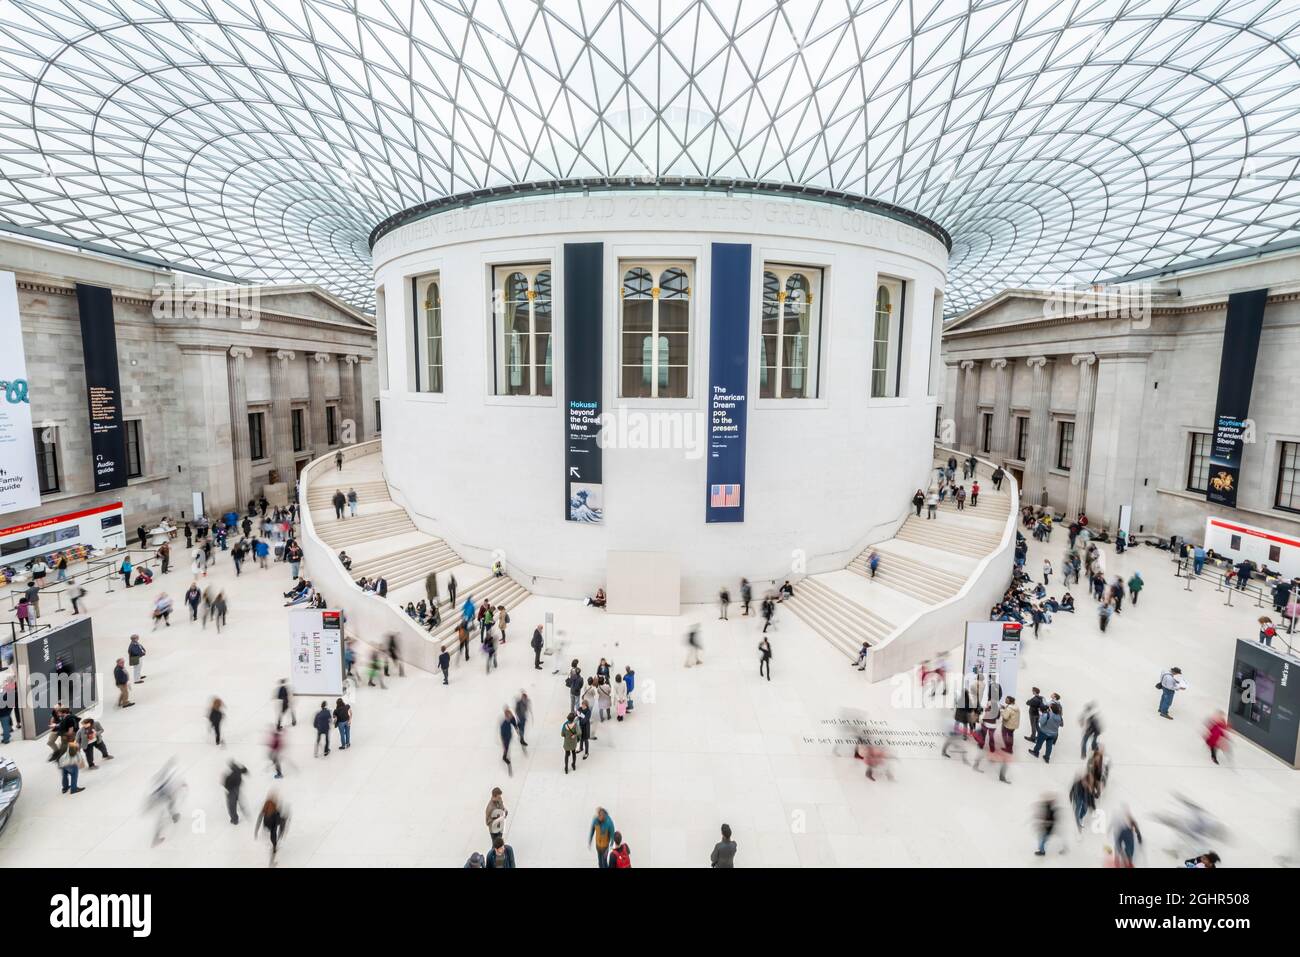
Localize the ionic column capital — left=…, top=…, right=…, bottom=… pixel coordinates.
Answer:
left=989, top=357, right=1008, bottom=371
left=1026, top=355, right=1051, bottom=370
left=1071, top=352, right=1097, bottom=368
left=343, top=354, right=360, bottom=365
left=311, top=352, right=332, bottom=364
left=960, top=359, right=977, bottom=372
left=228, top=345, right=253, bottom=360
left=273, top=349, right=296, bottom=363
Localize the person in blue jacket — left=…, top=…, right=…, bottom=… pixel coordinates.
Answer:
left=484, top=836, right=515, bottom=868
left=588, top=806, right=616, bottom=868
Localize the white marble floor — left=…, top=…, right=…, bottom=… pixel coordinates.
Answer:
left=0, top=525, right=1294, bottom=867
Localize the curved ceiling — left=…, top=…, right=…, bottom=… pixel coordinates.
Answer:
left=0, top=0, right=1297, bottom=315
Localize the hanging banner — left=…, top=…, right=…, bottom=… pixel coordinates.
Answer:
left=0, top=272, right=41, bottom=515
left=706, top=243, right=751, bottom=523
left=1207, top=288, right=1268, bottom=508
left=564, top=242, right=604, bottom=523
left=75, top=283, right=128, bottom=492
left=962, top=620, right=1023, bottom=707
left=288, top=608, right=344, bottom=696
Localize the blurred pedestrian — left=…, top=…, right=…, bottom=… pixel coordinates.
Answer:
left=255, top=795, right=289, bottom=866
left=208, top=697, right=225, bottom=747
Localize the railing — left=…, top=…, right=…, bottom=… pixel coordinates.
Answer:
left=1169, top=555, right=1299, bottom=620
left=297, top=439, right=444, bottom=672
left=863, top=444, right=1019, bottom=681
left=0, top=548, right=165, bottom=620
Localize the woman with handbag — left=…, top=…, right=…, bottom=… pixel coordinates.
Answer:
left=58, top=742, right=87, bottom=794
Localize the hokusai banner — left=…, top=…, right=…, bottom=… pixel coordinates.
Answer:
left=564, top=243, right=604, bottom=523
left=1207, top=289, right=1268, bottom=508
left=0, top=271, right=41, bottom=514
left=75, top=283, right=128, bottom=492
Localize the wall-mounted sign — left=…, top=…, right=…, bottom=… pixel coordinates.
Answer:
left=706, top=243, right=751, bottom=523
left=564, top=242, right=604, bottom=524
left=0, top=271, right=41, bottom=515
left=75, top=283, right=128, bottom=492
left=1207, top=288, right=1268, bottom=508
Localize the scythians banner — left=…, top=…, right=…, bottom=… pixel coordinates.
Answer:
left=1207, top=289, right=1268, bottom=508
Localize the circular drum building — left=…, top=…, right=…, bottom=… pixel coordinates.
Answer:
left=370, top=180, right=950, bottom=606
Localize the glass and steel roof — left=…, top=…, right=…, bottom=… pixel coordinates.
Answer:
left=0, top=1, right=1297, bottom=314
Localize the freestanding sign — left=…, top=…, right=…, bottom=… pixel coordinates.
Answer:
left=962, top=620, right=1022, bottom=707
left=0, top=271, right=41, bottom=515
left=288, top=608, right=344, bottom=696
left=1207, top=288, right=1268, bottom=508
left=564, top=242, right=604, bottom=524
left=705, top=243, right=751, bottom=523
left=13, top=616, right=97, bottom=739
left=74, top=283, right=129, bottom=492
left=1228, top=638, right=1300, bottom=767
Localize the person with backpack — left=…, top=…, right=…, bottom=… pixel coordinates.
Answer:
left=562, top=712, right=580, bottom=774
left=1028, top=702, right=1063, bottom=763
left=224, top=760, right=249, bottom=824
left=313, top=700, right=332, bottom=757
left=608, top=832, right=631, bottom=868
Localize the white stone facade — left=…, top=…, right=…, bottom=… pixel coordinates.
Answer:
left=940, top=249, right=1300, bottom=544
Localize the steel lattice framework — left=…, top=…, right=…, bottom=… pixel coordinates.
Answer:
left=0, top=0, right=1298, bottom=314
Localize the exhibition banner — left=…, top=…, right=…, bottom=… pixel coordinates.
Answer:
left=75, top=283, right=128, bottom=492
left=705, top=243, right=751, bottom=523
left=1207, top=288, right=1268, bottom=508
left=0, top=272, right=41, bottom=515
left=564, top=242, right=604, bottom=523
left=288, top=608, right=344, bottom=696
left=962, top=620, right=1022, bottom=707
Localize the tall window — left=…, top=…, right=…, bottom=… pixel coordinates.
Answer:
left=1056, top=421, right=1075, bottom=471
left=1276, top=441, right=1300, bottom=513
left=1187, top=432, right=1211, bottom=493
left=760, top=265, right=822, bottom=399
left=125, top=419, right=144, bottom=478
left=248, top=412, right=266, bottom=461
left=33, top=426, right=59, bottom=494
left=291, top=408, right=305, bottom=452
left=620, top=262, right=692, bottom=399
left=872, top=277, right=905, bottom=398
left=412, top=273, right=443, bottom=392
left=1014, top=416, right=1029, bottom=461
left=326, top=406, right=338, bottom=446
left=981, top=412, right=992, bottom=454
left=492, top=264, right=552, bottom=396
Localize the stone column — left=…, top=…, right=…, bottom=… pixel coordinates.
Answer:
left=227, top=346, right=254, bottom=509
left=1065, top=353, right=1098, bottom=521
left=269, top=349, right=296, bottom=484
left=339, top=354, right=359, bottom=443
left=353, top=357, right=371, bottom=440
left=179, top=345, right=234, bottom=518
left=988, top=358, right=1012, bottom=460
left=1023, top=355, right=1055, bottom=509
left=959, top=359, right=981, bottom=453
left=308, top=352, right=331, bottom=454
left=944, top=361, right=962, bottom=446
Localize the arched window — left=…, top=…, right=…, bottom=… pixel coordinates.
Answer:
left=619, top=261, right=692, bottom=398
left=410, top=273, right=443, bottom=393
left=760, top=264, right=822, bottom=398
left=493, top=264, right=553, bottom=396
left=873, top=277, right=904, bottom=398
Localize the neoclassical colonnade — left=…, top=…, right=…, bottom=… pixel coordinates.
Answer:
left=949, top=352, right=1098, bottom=516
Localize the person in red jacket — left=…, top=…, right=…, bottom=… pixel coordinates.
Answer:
left=1204, top=711, right=1230, bottom=765
left=608, top=831, right=631, bottom=868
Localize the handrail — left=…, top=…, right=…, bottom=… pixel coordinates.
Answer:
left=1168, top=555, right=1297, bottom=612
left=3, top=548, right=166, bottom=616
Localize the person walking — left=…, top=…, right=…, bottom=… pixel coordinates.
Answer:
left=499, top=707, right=518, bottom=776
left=577, top=699, right=594, bottom=759
left=275, top=678, right=296, bottom=730
left=761, top=597, right=775, bottom=633
left=331, top=489, right=345, bottom=520
left=758, top=636, right=772, bottom=681
left=740, top=578, right=752, bottom=616
left=531, top=624, right=544, bottom=669
left=313, top=700, right=332, bottom=757
left=1034, top=796, right=1059, bottom=856
left=718, top=587, right=730, bottom=620
left=867, top=550, right=880, bottom=579
left=970, top=480, right=980, bottom=507
left=1028, top=702, right=1062, bottom=763
left=346, top=487, right=358, bottom=518
left=448, top=572, right=458, bottom=610
left=608, top=832, right=631, bottom=868
left=1079, top=702, right=1103, bottom=757
left=334, top=450, right=343, bottom=471
left=1157, top=667, right=1184, bottom=719
left=333, top=698, right=352, bottom=750
left=1042, top=559, right=1053, bottom=586
left=999, top=696, right=1019, bottom=754
left=58, top=742, right=86, bottom=794
left=1024, top=688, right=1044, bottom=743
left=127, top=636, right=146, bottom=684
left=912, top=489, right=924, bottom=517
left=685, top=625, right=703, bottom=667
left=596, top=675, right=612, bottom=722
left=1128, top=571, right=1144, bottom=605
left=208, top=697, right=225, bottom=747
left=515, top=691, right=531, bottom=746
left=222, top=760, right=249, bottom=825
left=486, top=787, right=508, bottom=841
left=925, top=487, right=939, bottom=519
left=562, top=712, right=580, bottom=774
left=588, top=807, right=615, bottom=868
left=1114, top=811, right=1143, bottom=867
left=711, top=824, right=738, bottom=867
left=385, top=632, right=404, bottom=678
left=76, top=718, right=112, bottom=768
left=438, top=645, right=450, bottom=685
left=624, top=666, right=636, bottom=714
left=255, top=796, right=289, bottom=866
left=1205, top=711, right=1230, bottom=765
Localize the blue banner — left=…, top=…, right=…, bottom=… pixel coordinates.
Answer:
left=706, top=243, right=751, bottom=523
left=564, top=243, right=604, bottom=523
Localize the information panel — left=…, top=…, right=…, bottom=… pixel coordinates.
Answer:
left=962, top=620, right=1023, bottom=706
left=74, top=283, right=128, bottom=492
left=1228, top=638, right=1300, bottom=767
left=0, top=272, right=40, bottom=515
left=1207, top=288, right=1268, bottom=508
left=288, top=608, right=344, bottom=696
left=705, top=243, right=751, bottom=523
left=564, top=242, right=604, bottom=524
